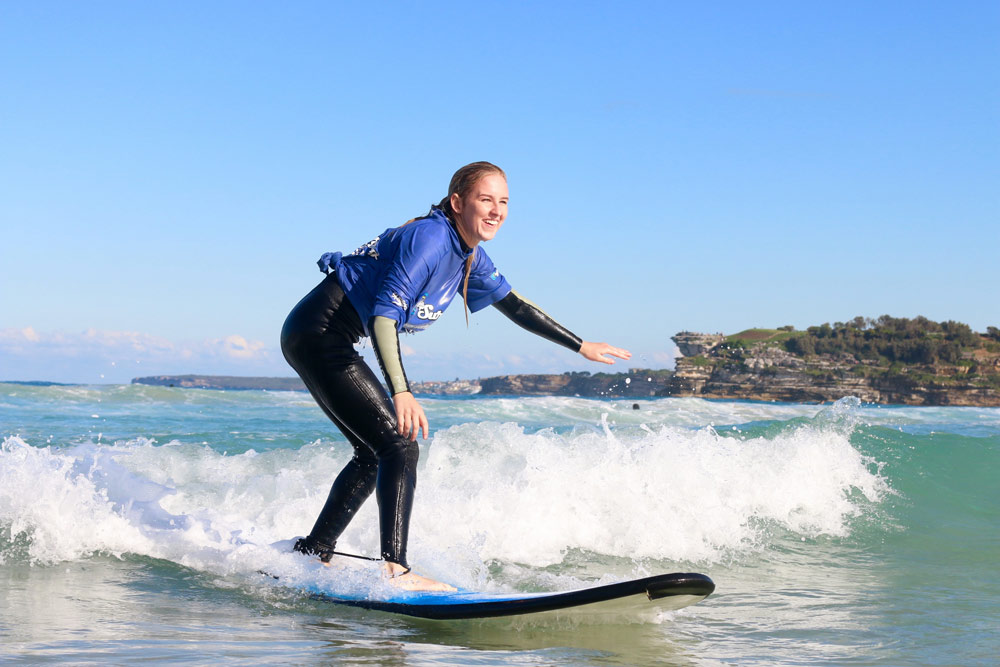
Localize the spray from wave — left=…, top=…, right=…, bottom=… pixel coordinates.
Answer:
left=1, top=396, right=887, bottom=594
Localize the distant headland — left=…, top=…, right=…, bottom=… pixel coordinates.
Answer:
left=132, top=317, right=1000, bottom=407
left=670, top=316, right=1000, bottom=407
left=131, top=375, right=307, bottom=391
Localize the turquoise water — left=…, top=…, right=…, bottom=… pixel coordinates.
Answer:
left=1, top=383, right=997, bottom=665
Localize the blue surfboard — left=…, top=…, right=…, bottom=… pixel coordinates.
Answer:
left=303, top=571, right=715, bottom=620
left=259, top=540, right=714, bottom=620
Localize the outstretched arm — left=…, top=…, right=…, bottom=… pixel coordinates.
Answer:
left=370, top=316, right=428, bottom=440
left=578, top=340, right=632, bottom=365
left=492, top=290, right=631, bottom=365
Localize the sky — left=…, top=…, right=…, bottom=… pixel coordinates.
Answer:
left=1, top=1, right=997, bottom=384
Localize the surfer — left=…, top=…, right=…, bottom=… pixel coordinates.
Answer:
left=280, top=162, right=631, bottom=591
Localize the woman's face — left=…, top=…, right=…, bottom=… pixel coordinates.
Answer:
left=451, top=173, right=508, bottom=247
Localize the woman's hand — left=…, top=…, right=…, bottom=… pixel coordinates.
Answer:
left=392, top=391, right=429, bottom=441
left=579, top=341, right=632, bottom=365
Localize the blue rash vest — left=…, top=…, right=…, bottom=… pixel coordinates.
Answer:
left=321, top=207, right=512, bottom=336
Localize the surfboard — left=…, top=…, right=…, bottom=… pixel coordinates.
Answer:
left=259, top=540, right=715, bottom=620
left=304, top=571, right=715, bottom=620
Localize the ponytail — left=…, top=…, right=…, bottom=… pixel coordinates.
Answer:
left=461, top=249, right=475, bottom=327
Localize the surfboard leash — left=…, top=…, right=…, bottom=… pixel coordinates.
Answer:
left=331, top=550, right=381, bottom=562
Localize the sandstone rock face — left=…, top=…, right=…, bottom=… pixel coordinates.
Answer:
left=670, top=359, right=714, bottom=395
left=671, top=332, right=725, bottom=357
left=744, top=346, right=805, bottom=370
left=670, top=360, right=879, bottom=403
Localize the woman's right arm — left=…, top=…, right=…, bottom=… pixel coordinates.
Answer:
left=370, top=315, right=428, bottom=441
left=367, top=224, right=448, bottom=441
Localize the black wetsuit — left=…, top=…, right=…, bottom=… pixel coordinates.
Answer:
left=281, top=274, right=418, bottom=566
left=281, top=215, right=582, bottom=568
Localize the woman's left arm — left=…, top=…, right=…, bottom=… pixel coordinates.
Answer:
left=492, top=290, right=631, bottom=365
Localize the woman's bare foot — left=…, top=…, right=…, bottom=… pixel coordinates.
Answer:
left=384, top=562, right=456, bottom=592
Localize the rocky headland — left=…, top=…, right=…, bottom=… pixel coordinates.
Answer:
left=668, top=317, right=1000, bottom=406
left=132, top=375, right=307, bottom=391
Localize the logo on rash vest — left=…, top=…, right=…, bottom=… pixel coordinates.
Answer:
left=390, top=292, right=408, bottom=310
left=411, top=294, right=443, bottom=325
left=350, top=235, right=381, bottom=260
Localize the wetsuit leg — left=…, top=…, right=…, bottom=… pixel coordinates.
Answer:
left=280, top=276, right=419, bottom=567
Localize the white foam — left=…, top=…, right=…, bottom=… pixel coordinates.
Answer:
left=416, top=401, right=887, bottom=570
left=0, top=436, right=153, bottom=564
left=0, top=397, right=889, bottom=593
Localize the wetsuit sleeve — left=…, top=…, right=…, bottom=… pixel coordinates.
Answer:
left=492, top=290, right=583, bottom=353
left=370, top=315, right=411, bottom=395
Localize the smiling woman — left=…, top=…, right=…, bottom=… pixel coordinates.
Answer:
left=278, top=162, right=631, bottom=591
left=450, top=169, right=508, bottom=245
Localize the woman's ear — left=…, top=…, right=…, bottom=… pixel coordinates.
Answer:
left=450, top=191, right=463, bottom=216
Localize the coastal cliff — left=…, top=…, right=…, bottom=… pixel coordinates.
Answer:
left=476, top=370, right=674, bottom=397
left=130, top=317, right=1000, bottom=406
left=668, top=318, right=1000, bottom=406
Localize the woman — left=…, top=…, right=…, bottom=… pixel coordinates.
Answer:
left=281, top=162, right=631, bottom=591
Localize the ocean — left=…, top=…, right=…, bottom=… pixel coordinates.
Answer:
left=1, top=383, right=997, bottom=665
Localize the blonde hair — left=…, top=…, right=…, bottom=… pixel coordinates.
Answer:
left=405, top=162, right=507, bottom=326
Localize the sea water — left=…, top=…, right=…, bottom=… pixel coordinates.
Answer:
left=1, top=383, right=997, bottom=665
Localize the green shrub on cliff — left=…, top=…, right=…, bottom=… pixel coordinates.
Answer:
left=783, top=316, right=990, bottom=365
left=786, top=335, right=816, bottom=356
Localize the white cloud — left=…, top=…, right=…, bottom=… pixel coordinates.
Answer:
left=0, top=327, right=280, bottom=383
left=0, top=326, right=43, bottom=347
left=214, top=334, right=267, bottom=360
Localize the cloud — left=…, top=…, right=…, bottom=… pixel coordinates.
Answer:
left=2, top=328, right=183, bottom=357
left=0, top=326, right=44, bottom=347
left=215, top=334, right=267, bottom=360
left=0, top=327, right=279, bottom=383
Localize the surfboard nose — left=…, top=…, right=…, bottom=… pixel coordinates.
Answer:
left=645, top=573, right=715, bottom=601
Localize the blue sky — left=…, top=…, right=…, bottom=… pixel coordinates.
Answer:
left=2, top=1, right=997, bottom=384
